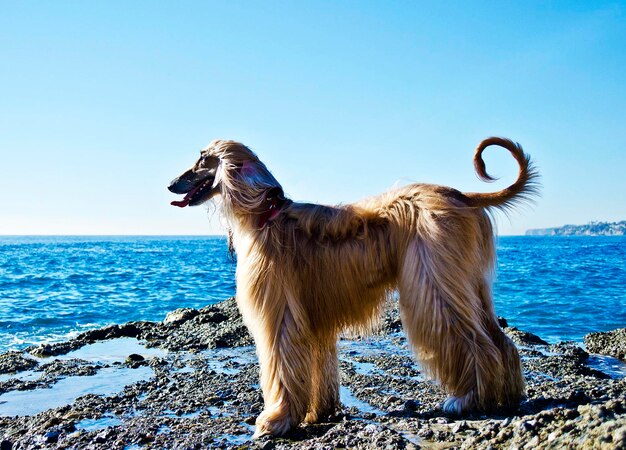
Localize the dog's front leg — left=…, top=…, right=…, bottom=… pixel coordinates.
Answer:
left=304, top=339, right=339, bottom=423
left=253, top=305, right=314, bottom=438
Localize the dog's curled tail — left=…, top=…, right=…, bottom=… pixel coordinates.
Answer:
left=464, top=137, right=540, bottom=212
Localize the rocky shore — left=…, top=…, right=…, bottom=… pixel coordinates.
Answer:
left=0, top=298, right=625, bottom=449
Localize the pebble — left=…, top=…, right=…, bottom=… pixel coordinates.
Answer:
left=403, top=399, right=419, bottom=411
left=45, top=430, right=61, bottom=443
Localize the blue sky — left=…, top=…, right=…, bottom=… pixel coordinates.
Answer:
left=1, top=1, right=624, bottom=235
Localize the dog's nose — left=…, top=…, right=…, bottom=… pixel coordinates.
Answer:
left=168, top=178, right=190, bottom=194
left=168, top=169, right=197, bottom=194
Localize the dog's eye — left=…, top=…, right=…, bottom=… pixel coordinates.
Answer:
left=198, top=155, right=218, bottom=169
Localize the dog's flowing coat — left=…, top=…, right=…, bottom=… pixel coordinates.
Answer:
left=168, top=138, right=538, bottom=437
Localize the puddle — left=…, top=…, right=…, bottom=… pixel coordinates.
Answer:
left=201, top=346, right=257, bottom=375
left=340, top=386, right=386, bottom=416
left=157, top=424, right=172, bottom=435
left=352, top=360, right=378, bottom=376
left=0, top=366, right=154, bottom=416
left=339, top=336, right=412, bottom=360
left=161, top=409, right=203, bottom=420
left=397, top=429, right=422, bottom=446
left=588, top=354, right=626, bottom=379
left=208, top=405, right=234, bottom=418
left=57, top=338, right=167, bottom=364
left=339, top=336, right=425, bottom=385
left=0, top=370, right=40, bottom=383
left=208, top=406, right=222, bottom=416
left=75, top=415, right=123, bottom=431
left=222, top=433, right=251, bottom=446
left=172, top=366, right=195, bottom=374
left=220, top=423, right=254, bottom=446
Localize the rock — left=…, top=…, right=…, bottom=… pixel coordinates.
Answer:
left=29, top=344, right=55, bottom=358
left=452, top=421, right=468, bottom=433
left=163, top=308, right=200, bottom=325
left=585, top=328, right=626, bottom=361
left=45, top=430, right=61, bottom=443
left=1, top=299, right=625, bottom=450
left=403, top=399, right=419, bottom=411
left=0, top=352, right=37, bottom=374
left=196, top=311, right=228, bottom=324
left=261, top=441, right=276, bottom=450
left=364, top=423, right=379, bottom=433
left=384, top=395, right=401, bottom=405
left=549, top=342, right=589, bottom=361
left=94, top=432, right=107, bottom=444
left=505, top=327, right=549, bottom=346
left=125, top=354, right=146, bottom=368
left=41, top=359, right=99, bottom=377
left=82, top=323, right=141, bottom=341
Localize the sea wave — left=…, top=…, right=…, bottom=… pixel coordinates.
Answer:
left=0, top=235, right=624, bottom=351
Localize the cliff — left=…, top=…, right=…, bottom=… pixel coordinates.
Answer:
left=526, top=220, right=626, bottom=236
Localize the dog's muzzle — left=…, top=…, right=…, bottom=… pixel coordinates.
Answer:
left=168, top=168, right=217, bottom=208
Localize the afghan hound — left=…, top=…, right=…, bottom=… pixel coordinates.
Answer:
left=168, top=137, right=538, bottom=437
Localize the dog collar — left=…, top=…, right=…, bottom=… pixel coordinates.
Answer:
left=258, top=194, right=289, bottom=228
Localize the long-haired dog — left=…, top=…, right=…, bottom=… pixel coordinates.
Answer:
left=168, top=137, right=538, bottom=437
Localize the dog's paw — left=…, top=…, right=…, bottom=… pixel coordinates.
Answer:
left=442, top=396, right=463, bottom=415
left=303, top=410, right=330, bottom=424
left=303, top=411, right=320, bottom=424
left=442, top=393, right=475, bottom=415
left=254, top=411, right=293, bottom=438
left=304, top=405, right=340, bottom=424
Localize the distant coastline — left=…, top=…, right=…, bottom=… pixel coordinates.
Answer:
left=526, top=220, right=626, bottom=236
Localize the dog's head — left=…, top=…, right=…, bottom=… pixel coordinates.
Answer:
left=168, top=140, right=286, bottom=219
left=168, top=146, right=221, bottom=208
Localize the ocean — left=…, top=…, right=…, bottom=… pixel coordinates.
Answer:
left=0, top=236, right=624, bottom=352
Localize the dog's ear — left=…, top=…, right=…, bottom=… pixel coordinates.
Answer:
left=238, top=160, right=278, bottom=192
left=240, top=160, right=257, bottom=178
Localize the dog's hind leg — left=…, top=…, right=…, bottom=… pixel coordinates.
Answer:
left=398, top=239, right=506, bottom=414
left=253, top=303, right=314, bottom=437
left=478, top=280, right=525, bottom=408
left=304, top=338, right=339, bottom=423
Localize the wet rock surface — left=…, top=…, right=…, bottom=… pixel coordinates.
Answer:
left=0, top=297, right=624, bottom=449
left=586, top=328, right=626, bottom=362
left=0, top=353, right=37, bottom=375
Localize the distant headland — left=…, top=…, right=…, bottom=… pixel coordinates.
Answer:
left=526, top=220, right=626, bottom=236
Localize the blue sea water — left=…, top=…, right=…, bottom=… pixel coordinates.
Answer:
left=0, top=235, right=624, bottom=352
left=0, top=236, right=235, bottom=351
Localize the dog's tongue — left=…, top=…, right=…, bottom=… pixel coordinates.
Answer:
left=170, top=189, right=197, bottom=208
left=170, top=180, right=208, bottom=208
left=170, top=198, right=190, bottom=208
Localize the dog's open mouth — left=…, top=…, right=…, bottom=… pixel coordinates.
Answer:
left=169, top=167, right=217, bottom=208
left=170, top=178, right=215, bottom=208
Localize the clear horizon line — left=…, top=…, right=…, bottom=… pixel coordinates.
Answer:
left=0, top=233, right=228, bottom=237
left=0, top=233, right=529, bottom=237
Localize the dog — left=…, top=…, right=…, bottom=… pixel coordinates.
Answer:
left=168, top=137, right=538, bottom=437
